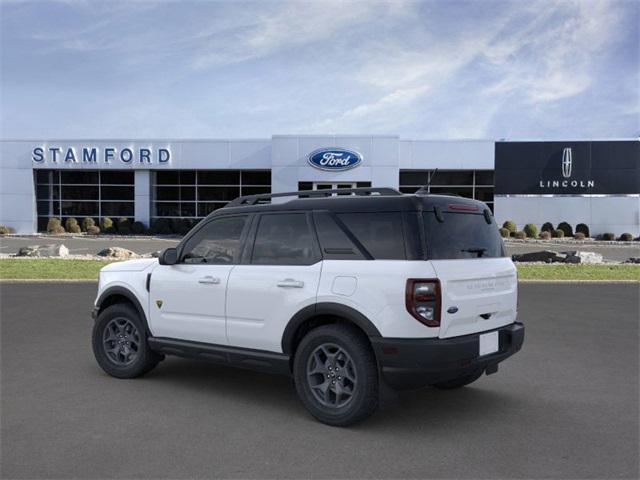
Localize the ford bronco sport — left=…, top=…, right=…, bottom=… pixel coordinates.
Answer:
left=91, top=187, right=524, bottom=426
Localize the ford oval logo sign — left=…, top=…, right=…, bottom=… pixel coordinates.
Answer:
left=307, top=148, right=362, bottom=171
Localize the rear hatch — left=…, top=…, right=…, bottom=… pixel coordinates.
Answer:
left=422, top=206, right=518, bottom=339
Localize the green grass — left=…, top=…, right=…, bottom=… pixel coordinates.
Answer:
left=0, top=259, right=116, bottom=280
left=0, top=259, right=638, bottom=281
left=517, top=263, right=640, bottom=281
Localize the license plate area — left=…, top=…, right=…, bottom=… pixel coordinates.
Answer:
left=479, top=331, right=499, bottom=356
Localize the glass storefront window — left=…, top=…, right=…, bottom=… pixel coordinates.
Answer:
left=151, top=170, right=271, bottom=220
left=399, top=169, right=495, bottom=211
left=35, top=169, right=134, bottom=231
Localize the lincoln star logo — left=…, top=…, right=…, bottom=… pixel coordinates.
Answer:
left=561, top=147, right=572, bottom=178
left=307, top=148, right=362, bottom=171
left=155, top=300, right=163, bottom=309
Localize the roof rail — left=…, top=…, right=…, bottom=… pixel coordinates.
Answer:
left=226, top=187, right=402, bottom=207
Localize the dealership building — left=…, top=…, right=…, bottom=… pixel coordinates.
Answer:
left=0, top=136, right=638, bottom=235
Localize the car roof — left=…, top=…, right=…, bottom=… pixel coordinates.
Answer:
left=211, top=193, right=489, bottom=217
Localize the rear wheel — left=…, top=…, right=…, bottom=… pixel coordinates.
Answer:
left=293, top=324, right=378, bottom=426
left=92, top=303, right=161, bottom=379
left=432, top=370, right=483, bottom=389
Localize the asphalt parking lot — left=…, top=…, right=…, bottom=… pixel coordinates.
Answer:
left=1, top=236, right=639, bottom=262
left=1, top=283, right=638, bottom=479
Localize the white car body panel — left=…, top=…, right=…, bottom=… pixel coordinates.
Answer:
left=226, top=263, right=322, bottom=351
left=431, top=258, right=518, bottom=338
left=148, top=263, right=234, bottom=345
left=95, top=256, right=519, bottom=352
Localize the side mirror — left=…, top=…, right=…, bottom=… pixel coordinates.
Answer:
left=159, top=247, right=178, bottom=265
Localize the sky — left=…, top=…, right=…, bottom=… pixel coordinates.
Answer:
left=1, top=0, right=638, bottom=140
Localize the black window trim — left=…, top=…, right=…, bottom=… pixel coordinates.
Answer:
left=176, top=213, right=253, bottom=265
left=244, top=211, right=322, bottom=266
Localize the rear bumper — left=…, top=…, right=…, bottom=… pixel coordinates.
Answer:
left=370, top=322, right=525, bottom=390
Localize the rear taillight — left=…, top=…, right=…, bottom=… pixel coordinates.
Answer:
left=405, top=279, right=441, bottom=327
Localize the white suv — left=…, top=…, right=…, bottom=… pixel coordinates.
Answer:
left=91, top=187, right=524, bottom=426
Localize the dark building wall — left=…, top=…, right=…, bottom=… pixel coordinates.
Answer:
left=495, top=140, right=640, bottom=195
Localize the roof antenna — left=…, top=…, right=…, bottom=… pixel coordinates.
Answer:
left=416, top=169, right=438, bottom=195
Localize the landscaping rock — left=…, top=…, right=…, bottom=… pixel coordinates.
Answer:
left=512, top=250, right=567, bottom=263
left=97, top=247, right=137, bottom=259
left=17, top=244, right=69, bottom=258
left=561, top=251, right=604, bottom=264
left=624, top=257, right=640, bottom=264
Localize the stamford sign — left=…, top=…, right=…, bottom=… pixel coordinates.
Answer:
left=308, top=147, right=362, bottom=171
left=32, top=146, right=171, bottom=165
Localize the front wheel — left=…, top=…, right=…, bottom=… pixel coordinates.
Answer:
left=92, top=303, right=161, bottom=379
left=293, top=324, right=378, bottom=426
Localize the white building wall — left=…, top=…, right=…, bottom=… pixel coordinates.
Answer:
left=0, top=142, right=37, bottom=233
left=271, top=135, right=399, bottom=194
left=399, top=140, right=494, bottom=170
left=494, top=196, right=640, bottom=236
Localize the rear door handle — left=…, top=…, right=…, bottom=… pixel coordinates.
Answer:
left=198, top=276, right=220, bottom=285
left=277, top=278, right=304, bottom=288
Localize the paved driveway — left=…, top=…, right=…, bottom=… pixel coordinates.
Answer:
left=1, top=283, right=638, bottom=479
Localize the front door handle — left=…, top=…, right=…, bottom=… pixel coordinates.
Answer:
left=277, top=278, right=304, bottom=288
left=198, top=276, right=220, bottom=285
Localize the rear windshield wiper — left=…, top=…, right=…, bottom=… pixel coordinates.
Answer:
left=461, top=247, right=487, bottom=257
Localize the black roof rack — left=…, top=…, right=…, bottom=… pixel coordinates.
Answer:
left=226, top=187, right=402, bottom=207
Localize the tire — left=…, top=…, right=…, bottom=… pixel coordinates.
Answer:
left=92, top=303, right=161, bottom=379
left=432, top=370, right=483, bottom=390
left=293, top=324, right=378, bottom=426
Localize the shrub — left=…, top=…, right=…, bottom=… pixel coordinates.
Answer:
left=179, top=218, right=194, bottom=235
left=502, top=220, right=517, bottom=234
left=64, top=217, right=81, bottom=234
left=152, top=218, right=172, bottom=235
left=557, top=222, right=573, bottom=237
left=0, top=224, right=13, bottom=234
left=86, top=225, right=101, bottom=235
left=65, top=217, right=78, bottom=229
left=575, top=223, right=590, bottom=238
left=552, top=229, right=565, bottom=238
left=598, top=232, right=615, bottom=241
left=117, top=217, right=131, bottom=234
left=101, top=217, right=114, bottom=233
left=46, top=218, right=62, bottom=233
left=523, top=223, right=538, bottom=238
left=499, top=227, right=510, bottom=238
left=81, top=217, right=96, bottom=231
left=539, top=231, right=551, bottom=240
left=541, top=222, right=554, bottom=233
left=514, top=231, right=527, bottom=240
left=573, top=232, right=586, bottom=240
left=50, top=225, right=66, bottom=235
left=131, top=221, right=146, bottom=234
left=618, top=233, right=633, bottom=242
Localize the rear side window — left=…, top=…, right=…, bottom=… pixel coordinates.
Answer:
left=423, top=212, right=505, bottom=259
left=313, top=212, right=365, bottom=260
left=251, top=213, right=318, bottom=265
left=337, top=213, right=406, bottom=260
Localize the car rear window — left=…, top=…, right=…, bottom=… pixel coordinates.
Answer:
left=423, top=211, right=505, bottom=259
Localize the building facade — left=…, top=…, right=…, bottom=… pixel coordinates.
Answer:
left=0, top=136, right=638, bottom=235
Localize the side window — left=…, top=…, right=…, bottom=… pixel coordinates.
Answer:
left=337, top=212, right=406, bottom=260
left=181, top=215, right=248, bottom=264
left=251, top=213, right=318, bottom=265
left=313, top=212, right=365, bottom=260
